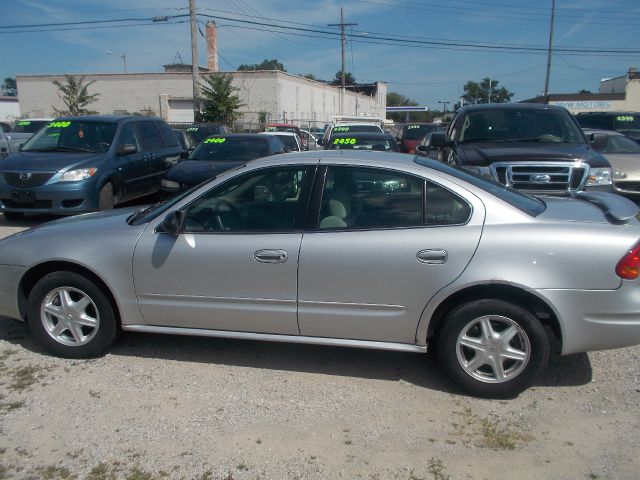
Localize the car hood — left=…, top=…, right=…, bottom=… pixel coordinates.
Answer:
left=0, top=151, right=106, bottom=172
left=458, top=142, right=610, bottom=167
left=0, top=207, right=145, bottom=267
left=166, top=160, right=244, bottom=186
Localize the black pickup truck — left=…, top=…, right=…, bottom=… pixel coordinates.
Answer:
left=418, top=103, right=613, bottom=195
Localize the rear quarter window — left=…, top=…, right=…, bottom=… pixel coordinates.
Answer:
left=159, top=122, right=179, bottom=147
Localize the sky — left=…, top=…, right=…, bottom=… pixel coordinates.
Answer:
left=1, top=0, right=640, bottom=110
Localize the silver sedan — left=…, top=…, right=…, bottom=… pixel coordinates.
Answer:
left=1, top=151, right=640, bottom=398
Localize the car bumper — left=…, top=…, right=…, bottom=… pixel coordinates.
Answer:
left=0, top=182, right=100, bottom=214
left=536, top=283, right=640, bottom=355
left=0, top=264, right=26, bottom=321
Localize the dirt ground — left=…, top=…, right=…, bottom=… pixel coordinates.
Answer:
left=0, top=216, right=639, bottom=480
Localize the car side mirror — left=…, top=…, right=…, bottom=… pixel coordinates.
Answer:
left=180, top=150, right=189, bottom=160
left=425, top=131, right=448, bottom=149
left=317, top=139, right=324, bottom=146
left=416, top=145, right=429, bottom=153
left=589, top=132, right=608, bottom=150
left=161, top=210, right=185, bottom=236
left=118, top=144, right=137, bottom=155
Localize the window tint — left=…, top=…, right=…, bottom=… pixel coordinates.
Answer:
left=599, top=134, right=640, bottom=154
left=136, top=121, right=164, bottom=151
left=159, top=122, right=179, bottom=147
left=12, top=120, right=50, bottom=134
left=184, top=166, right=309, bottom=232
left=319, top=167, right=424, bottom=230
left=21, top=121, right=117, bottom=153
left=118, top=123, right=141, bottom=151
left=425, top=181, right=471, bottom=225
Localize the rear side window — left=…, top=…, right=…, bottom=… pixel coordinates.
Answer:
left=577, top=115, right=612, bottom=130
left=159, top=122, right=179, bottom=147
left=136, top=121, right=164, bottom=151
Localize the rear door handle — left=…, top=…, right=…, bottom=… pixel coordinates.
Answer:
left=254, top=249, right=288, bottom=264
left=417, top=249, right=448, bottom=264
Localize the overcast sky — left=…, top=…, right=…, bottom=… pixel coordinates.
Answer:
left=1, top=0, right=639, bottom=109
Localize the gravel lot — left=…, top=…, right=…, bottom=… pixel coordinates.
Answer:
left=1, top=214, right=639, bottom=480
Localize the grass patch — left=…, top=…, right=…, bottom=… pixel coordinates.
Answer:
left=427, top=457, right=450, bottom=480
left=9, top=365, right=43, bottom=391
left=36, top=465, right=76, bottom=480
left=451, top=407, right=533, bottom=450
left=0, top=400, right=25, bottom=413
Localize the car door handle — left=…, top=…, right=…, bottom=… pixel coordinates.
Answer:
left=254, top=249, right=288, bottom=264
left=416, top=249, right=448, bottom=264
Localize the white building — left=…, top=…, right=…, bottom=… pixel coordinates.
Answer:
left=0, top=96, right=20, bottom=123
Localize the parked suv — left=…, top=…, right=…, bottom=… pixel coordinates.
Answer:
left=0, top=115, right=180, bottom=220
left=420, top=104, right=612, bottom=195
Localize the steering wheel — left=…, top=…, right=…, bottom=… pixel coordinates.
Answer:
left=204, top=198, right=242, bottom=230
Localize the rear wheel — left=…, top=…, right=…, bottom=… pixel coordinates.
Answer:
left=27, top=271, right=118, bottom=358
left=437, top=299, right=549, bottom=398
left=98, top=182, right=115, bottom=211
left=2, top=212, right=24, bottom=221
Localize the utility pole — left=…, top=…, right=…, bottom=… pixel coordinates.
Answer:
left=120, top=53, right=127, bottom=73
left=438, top=101, right=450, bottom=117
left=328, top=8, right=357, bottom=114
left=488, top=77, right=492, bottom=103
left=189, top=0, right=200, bottom=121
left=543, top=0, right=556, bottom=104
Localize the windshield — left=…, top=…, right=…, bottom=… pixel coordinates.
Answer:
left=274, top=135, right=299, bottom=151
left=12, top=120, right=50, bottom=134
left=265, top=126, right=298, bottom=134
left=331, top=125, right=382, bottom=135
left=599, top=134, right=640, bottom=154
left=20, top=120, right=118, bottom=153
left=415, top=157, right=546, bottom=216
left=185, top=125, right=225, bottom=143
left=403, top=124, right=439, bottom=140
left=329, top=136, right=395, bottom=151
left=189, top=137, right=270, bottom=161
left=460, top=109, right=585, bottom=144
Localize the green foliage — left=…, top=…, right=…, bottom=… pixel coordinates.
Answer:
left=238, top=59, right=286, bottom=72
left=302, top=73, right=317, bottom=80
left=332, top=71, right=355, bottom=85
left=198, top=73, right=244, bottom=125
left=52, top=75, right=100, bottom=116
left=2, top=77, right=17, bottom=96
left=462, top=77, right=514, bottom=104
left=386, top=91, right=435, bottom=122
left=258, top=111, right=269, bottom=126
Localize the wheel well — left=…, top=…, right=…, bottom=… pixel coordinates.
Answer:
left=426, top=284, right=562, bottom=345
left=18, top=261, right=121, bottom=326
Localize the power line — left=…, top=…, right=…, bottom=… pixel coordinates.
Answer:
left=0, top=15, right=189, bottom=29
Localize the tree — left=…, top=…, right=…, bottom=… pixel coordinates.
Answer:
left=386, top=91, right=433, bottom=122
left=578, top=89, right=592, bottom=94
left=237, top=59, right=286, bottom=72
left=332, top=71, right=355, bottom=85
left=2, top=77, right=17, bottom=96
left=302, top=73, right=317, bottom=81
left=462, top=77, right=514, bottom=104
left=198, top=73, right=244, bottom=126
left=52, top=75, right=99, bottom=116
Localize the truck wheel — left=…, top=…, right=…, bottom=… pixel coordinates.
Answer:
left=98, top=183, right=115, bottom=211
left=437, top=299, right=549, bottom=398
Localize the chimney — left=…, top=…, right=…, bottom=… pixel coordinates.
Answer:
left=206, top=21, right=219, bottom=72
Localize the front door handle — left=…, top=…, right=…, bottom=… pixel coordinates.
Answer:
left=417, top=249, right=448, bottom=264
left=254, top=249, right=288, bottom=264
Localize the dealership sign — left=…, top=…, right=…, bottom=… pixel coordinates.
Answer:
left=552, top=100, right=613, bottom=109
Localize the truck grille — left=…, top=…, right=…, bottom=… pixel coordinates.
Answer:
left=491, top=162, right=588, bottom=194
left=3, top=172, right=55, bottom=188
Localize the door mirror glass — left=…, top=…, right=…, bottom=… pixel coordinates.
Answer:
left=425, top=131, right=447, bottom=149
left=590, top=132, right=609, bottom=150
left=161, top=210, right=185, bottom=236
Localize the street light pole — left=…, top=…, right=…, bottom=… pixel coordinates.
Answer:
left=543, top=0, right=556, bottom=103
left=189, top=0, right=200, bottom=121
left=438, top=101, right=450, bottom=117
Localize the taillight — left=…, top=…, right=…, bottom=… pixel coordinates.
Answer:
left=616, top=242, right=640, bottom=279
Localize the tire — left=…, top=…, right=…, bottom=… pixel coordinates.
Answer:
left=2, top=212, right=24, bottom=221
left=27, top=271, right=118, bottom=358
left=98, top=182, right=115, bottom=211
left=436, top=299, right=549, bottom=399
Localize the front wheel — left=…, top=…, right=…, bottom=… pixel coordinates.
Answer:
left=98, top=182, right=115, bottom=211
left=436, top=299, right=549, bottom=398
left=27, top=271, right=118, bottom=358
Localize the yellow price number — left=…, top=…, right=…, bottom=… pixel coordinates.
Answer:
left=204, top=137, right=227, bottom=144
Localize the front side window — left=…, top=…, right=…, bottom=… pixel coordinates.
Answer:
left=318, top=166, right=424, bottom=229
left=117, top=123, right=141, bottom=151
left=21, top=121, right=117, bottom=153
left=137, top=121, right=164, bottom=151
left=184, top=166, right=310, bottom=232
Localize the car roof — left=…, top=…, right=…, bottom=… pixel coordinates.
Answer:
left=331, top=122, right=384, bottom=127
left=204, top=133, right=269, bottom=140
left=460, top=103, right=568, bottom=112
left=330, top=132, right=393, bottom=139
left=53, top=115, right=163, bottom=123
left=244, top=150, right=414, bottom=169
left=582, top=128, right=625, bottom=136
left=265, top=123, right=299, bottom=128
left=577, top=111, right=640, bottom=116
left=259, top=131, right=298, bottom=137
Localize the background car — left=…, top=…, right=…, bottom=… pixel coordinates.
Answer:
left=259, top=131, right=302, bottom=152
left=326, top=132, right=400, bottom=152
left=7, top=118, right=53, bottom=152
left=2, top=151, right=640, bottom=399
left=299, top=129, right=319, bottom=150
left=319, top=122, right=385, bottom=147
left=397, top=123, right=442, bottom=154
left=0, top=128, right=10, bottom=159
left=160, top=133, right=286, bottom=195
left=577, top=111, right=640, bottom=143
left=182, top=123, right=232, bottom=147
left=0, top=115, right=180, bottom=220
left=584, top=128, right=640, bottom=198
left=263, top=123, right=307, bottom=150
left=173, top=128, right=195, bottom=159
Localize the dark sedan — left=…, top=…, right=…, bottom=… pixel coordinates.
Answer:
left=326, top=132, right=400, bottom=152
left=160, top=134, right=286, bottom=195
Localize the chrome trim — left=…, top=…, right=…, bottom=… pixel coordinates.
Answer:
left=122, top=325, right=428, bottom=353
left=489, top=161, right=589, bottom=193
left=416, top=249, right=448, bottom=264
